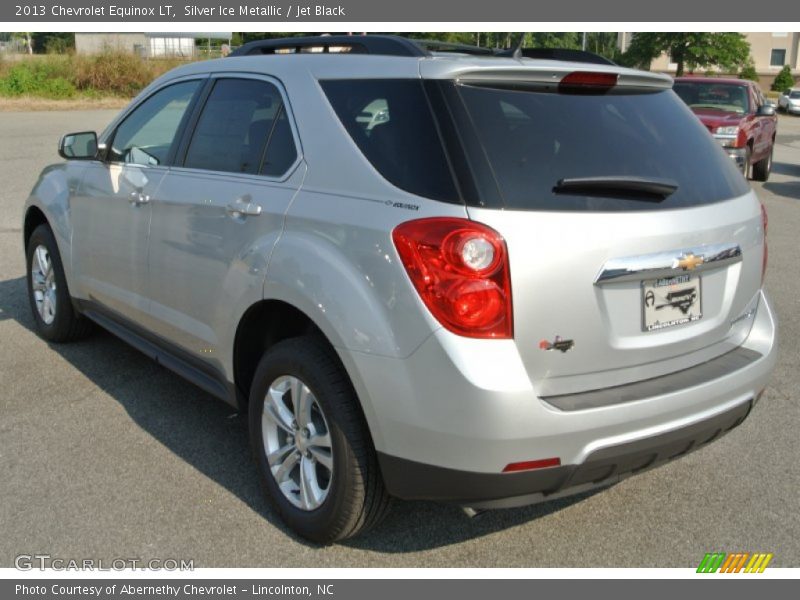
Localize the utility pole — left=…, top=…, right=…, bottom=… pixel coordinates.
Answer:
left=582, top=32, right=587, bottom=51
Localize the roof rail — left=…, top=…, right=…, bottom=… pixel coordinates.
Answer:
left=410, top=39, right=495, bottom=56
left=229, top=35, right=618, bottom=67
left=496, top=47, right=617, bottom=66
left=229, top=35, right=429, bottom=57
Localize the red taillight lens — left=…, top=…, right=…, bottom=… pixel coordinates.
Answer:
left=559, top=71, right=618, bottom=91
left=502, top=457, right=561, bottom=473
left=392, top=217, right=513, bottom=338
left=761, top=202, right=768, bottom=286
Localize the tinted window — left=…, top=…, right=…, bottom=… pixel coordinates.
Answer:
left=261, top=107, right=297, bottom=177
left=321, top=80, right=458, bottom=203
left=185, top=78, right=295, bottom=175
left=110, top=80, right=200, bottom=166
left=673, top=81, right=750, bottom=114
left=454, top=84, right=749, bottom=211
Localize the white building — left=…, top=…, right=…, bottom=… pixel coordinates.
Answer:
left=75, top=33, right=231, bottom=58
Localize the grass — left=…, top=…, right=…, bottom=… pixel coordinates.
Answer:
left=0, top=51, right=186, bottom=104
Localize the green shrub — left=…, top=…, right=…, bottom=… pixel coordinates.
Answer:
left=0, top=51, right=187, bottom=99
left=0, top=57, right=76, bottom=98
left=771, top=65, right=795, bottom=91
left=739, top=61, right=759, bottom=82
left=72, top=51, right=183, bottom=96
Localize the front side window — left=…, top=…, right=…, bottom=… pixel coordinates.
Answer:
left=184, top=78, right=296, bottom=176
left=109, top=80, right=200, bottom=166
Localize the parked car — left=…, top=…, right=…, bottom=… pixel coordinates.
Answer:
left=23, top=36, right=776, bottom=543
left=673, top=77, right=777, bottom=181
left=778, top=88, right=800, bottom=115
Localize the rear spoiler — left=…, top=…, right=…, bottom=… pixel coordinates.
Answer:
left=436, top=66, right=673, bottom=91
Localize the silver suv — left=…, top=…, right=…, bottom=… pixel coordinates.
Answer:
left=23, top=36, right=777, bottom=543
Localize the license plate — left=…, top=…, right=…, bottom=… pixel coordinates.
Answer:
left=642, top=274, right=702, bottom=332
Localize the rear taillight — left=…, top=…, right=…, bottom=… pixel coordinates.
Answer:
left=392, top=218, right=512, bottom=339
left=761, top=202, right=768, bottom=286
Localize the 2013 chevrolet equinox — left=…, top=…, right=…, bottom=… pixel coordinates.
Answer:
left=22, top=36, right=777, bottom=543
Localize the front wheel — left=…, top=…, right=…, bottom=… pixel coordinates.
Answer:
left=25, top=224, right=92, bottom=342
left=752, top=146, right=773, bottom=182
left=743, top=146, right=753, bottom=180
left=249, top=336, right=391, bottom=543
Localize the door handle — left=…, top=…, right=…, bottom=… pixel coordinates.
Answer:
left=225, top=200, right=262, bottom=217
left=129, top=191, right=150, bottom=206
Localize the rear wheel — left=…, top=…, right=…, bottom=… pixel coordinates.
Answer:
left=25, top=224, right=92, bottom=342
left=248, top=336, right=391, bottom=543
left=752, top=146, right=773, bottom=182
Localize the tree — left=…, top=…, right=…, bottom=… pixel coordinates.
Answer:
left=739, top=60, right=759, bottom=82
left=12, top=32, right=33, bottom=54
left=621, top=32, right=750, bottom=76
left=31, top=33, right=74, bottom=54
left=584, top=32, right=622, bottom=61
left=771, top=65, right=796, bottom=91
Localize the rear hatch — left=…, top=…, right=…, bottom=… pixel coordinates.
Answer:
left=425, top=64, right=766, bottom=396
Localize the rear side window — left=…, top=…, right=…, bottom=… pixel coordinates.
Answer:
left=321, top=79, right=458, bottom=203
left=184, top=78, right=297, bottom=176
left=453, top=84, right=749, bottom=211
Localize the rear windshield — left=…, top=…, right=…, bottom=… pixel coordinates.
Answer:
left=790, top=91, right=800, bottom=99
left=453, top=84, right=749, bottom=211
left=322, top=79, right=748, bottom=211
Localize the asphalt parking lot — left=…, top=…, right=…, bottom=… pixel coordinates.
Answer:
left=0, top=110, right=798, bottom=568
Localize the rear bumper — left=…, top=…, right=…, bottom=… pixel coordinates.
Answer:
left=342, top=290, right=777, bottom=505
left=378, top=397, right=754, bottom=507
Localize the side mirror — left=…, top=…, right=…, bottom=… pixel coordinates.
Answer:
left=756, top=105, right=776, bottom=117
left=58, top=131, right=98, bottom=160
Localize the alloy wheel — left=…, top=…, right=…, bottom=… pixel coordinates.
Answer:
left=31, top=245, right=57, bottom=325
left=262, top=375, right=334, bottom=511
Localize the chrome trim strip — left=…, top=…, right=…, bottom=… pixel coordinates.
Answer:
left=594, top=243, right=742, bottom=285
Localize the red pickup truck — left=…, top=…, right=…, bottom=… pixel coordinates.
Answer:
left=673, top=77, right=777, bottom=181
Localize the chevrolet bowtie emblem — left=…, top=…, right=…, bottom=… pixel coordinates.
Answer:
left=675, top=253, right=705, bottom=271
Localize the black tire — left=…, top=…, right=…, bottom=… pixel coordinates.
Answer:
left=752, top=146, right=773, bottom=182
left=25, top=224, right=93, bottom=343
left=248, top=336, right=391, bottom=543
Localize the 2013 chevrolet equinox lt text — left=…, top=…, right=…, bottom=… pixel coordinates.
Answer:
left=22, top=36, right=777, bottom=543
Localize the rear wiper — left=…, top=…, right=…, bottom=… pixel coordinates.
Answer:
left=552, top=176, right=678, bottom=202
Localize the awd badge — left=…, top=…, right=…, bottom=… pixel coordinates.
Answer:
left=539, top=335, right=575, bottom=352
left=539, top=336, right=575, bottom=353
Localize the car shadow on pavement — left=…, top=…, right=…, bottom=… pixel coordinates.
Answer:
left=760, top=162, right=800, bottom=201
left=0, top=274, right=597, bottom=553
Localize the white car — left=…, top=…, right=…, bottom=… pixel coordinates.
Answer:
left=778, top=88, right=800, bottom=114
